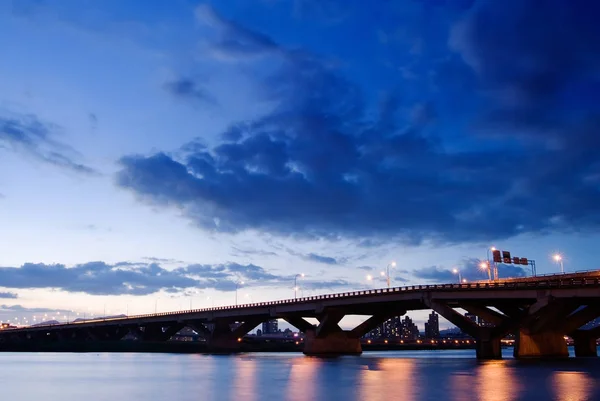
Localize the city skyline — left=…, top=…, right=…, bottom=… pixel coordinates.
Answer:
left=1, top=0, right=599, bottom=330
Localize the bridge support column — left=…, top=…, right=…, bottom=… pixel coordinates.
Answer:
left=514, top=330, right=568, bottom=358
left=476, top=338, right=502, bottom=360
left=207, top=318, right=264, bottom=352
left=427, top=299, right=507, bottom=359
left=512, top=297, right=572, bottom=359
left=573, top=335, right=597, bottom=357
left=302, top=328, right=361, bottom=356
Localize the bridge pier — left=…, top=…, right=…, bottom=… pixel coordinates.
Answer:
left=511, top=298, right=572, bottom=358
left=573, top=334, right=597, bottom=357
left=302, top=328, right=361, bottom=356
left=205, top=318, right=264, bottom=352
left=572, top=327, right=600, bottom=357
left=514, top=330, right=569, bottom=358
left=476, top=338, right=502, bottom=360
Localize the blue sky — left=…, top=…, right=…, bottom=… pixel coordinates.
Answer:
left=1, top=0, right=599, bottom=328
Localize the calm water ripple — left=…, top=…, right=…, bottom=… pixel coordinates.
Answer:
left=0, top=349, right=599, bottom=400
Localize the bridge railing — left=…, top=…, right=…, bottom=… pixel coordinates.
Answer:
left=5, top=271, right=600, bottom=331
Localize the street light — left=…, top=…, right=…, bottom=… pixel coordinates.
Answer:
left=381, top=261, right=396, bottom=288
left=235, top=281, right=244, bottom=306
left=294, top=273, right=305, bottom=300
left=479, top=261, right=492, bottom=282
left=452, top=268, right=462, bottom=284
left=553, top=254, right=564, bottom=274
left=487, top=246, right=497, bottom=280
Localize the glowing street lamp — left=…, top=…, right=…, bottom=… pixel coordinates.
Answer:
left=452, top=268, right=462, bottom=284
left=479, top=261, right=492, bottom=282
left=553, top=254, right=564, bottom=274
left=294, top=273, right=305, bottom=300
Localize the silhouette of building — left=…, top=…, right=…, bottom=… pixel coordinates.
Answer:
left=425, top=312, right=440, bottom=338
left=262, top=319, right=278, bottom=334
left=401, top=316, right=420, bottom=340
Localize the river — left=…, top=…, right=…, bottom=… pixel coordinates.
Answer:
left=1, top=349, right=599, bottom=400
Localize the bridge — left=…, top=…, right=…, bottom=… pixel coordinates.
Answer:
left=1, top=270, right=600, bottom=359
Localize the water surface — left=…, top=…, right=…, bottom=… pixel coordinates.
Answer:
left=1, top=349, right=599, bottom=400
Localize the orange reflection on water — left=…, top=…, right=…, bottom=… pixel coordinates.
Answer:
left=552, top=371, right=594, bottom=401
left=286, top=358, right=318, bottom=401
left=357, top=358, right=418, bottom=401
left=472, top=361, right=522, bottom=401
left=232, top=357, right=257, bottom=401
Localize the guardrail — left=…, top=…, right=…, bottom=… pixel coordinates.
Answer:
left=4, top=271, right=600, bottom=332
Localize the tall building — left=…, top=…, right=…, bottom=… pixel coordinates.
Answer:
left=401, top=316, right=420, bottom=340
left=262, top=319, right=278, bottom=334
left=382, top=315, right=403, bottom=338
left=425, top=312, right=440, bottom=339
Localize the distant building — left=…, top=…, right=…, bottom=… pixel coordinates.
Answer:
left=382, top=316, right=403, bottom=338
left=425, top=312, right=440, bottom=339
left=262, top=319, right=278, bottom=334
left=256, top=329, right=262, bottom=336
left=401, top=316, right=420, bottom=340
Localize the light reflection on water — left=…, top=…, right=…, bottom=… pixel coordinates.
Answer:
left=0, top=350, right=598, bottom=401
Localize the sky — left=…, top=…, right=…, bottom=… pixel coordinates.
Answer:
left=0, top=0, right=599, bottom=329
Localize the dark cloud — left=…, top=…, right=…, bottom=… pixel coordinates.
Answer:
left=164, top=78, right=216, bottom=105
left=230, top=246, right=278, bottom=258
left=117, top=2, right=600, bottom=245
left=0, top=260, right=302, bottom=295
left=356, top=266, right=374, bottom=271
left=0, top=112, right=97, bottom=175
left=412, top=258, right=528, bottom=283
left=304, top=253, right=338, bottom=265
left=0, top=292, right=18, bottom=299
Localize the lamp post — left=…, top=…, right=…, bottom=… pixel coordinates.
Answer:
left=553, top=254, right=564, bottom=274
left=452, top=268, right=462, bottom=284
left=235, top=281, right=244, bottom=306
left=294, top=273, right=305, bottom=299
left=479, top=261, right=492, bottom=282
left=380, top=261, right=396, bottom=288
left=487, top=246, right=496, bottom=280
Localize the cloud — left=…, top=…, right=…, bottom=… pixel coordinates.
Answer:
left=230, top=246, right=278, bottom=258
left=0, top=292, right=18, bottom=299
left=412, top=258, right=528, bottom=283
left=117, top=2, right=600, bottom=246
left=0, top=261, right=282, bottom=295
left=356, top=266, right=374, bottom=271
left=0, top=259, right=360, bottom=296
left=164, top=78, right=217, bottom=105
left=303, top=253, right=338, bottom=265
left=0, top=112, right=97, bottom=175
left=195, top=3, right=282, bottom=61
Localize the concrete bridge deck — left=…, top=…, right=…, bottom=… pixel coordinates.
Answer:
left=2, top=270, right=600, bottom=359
